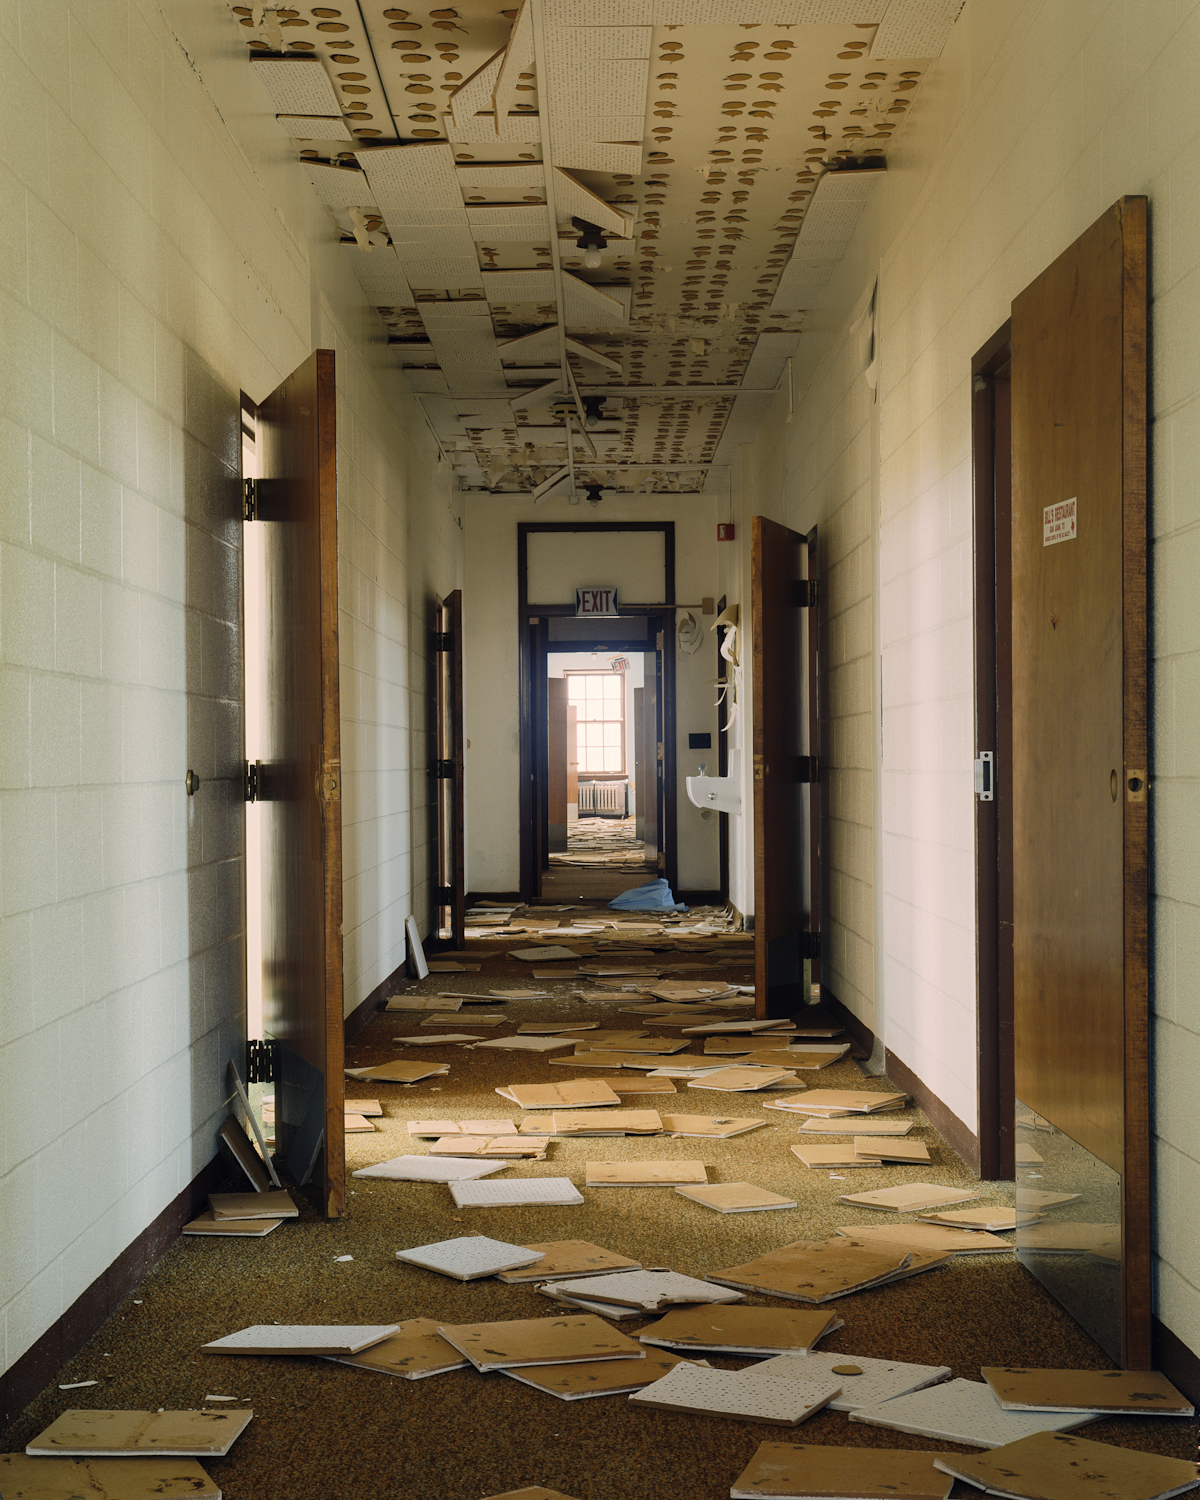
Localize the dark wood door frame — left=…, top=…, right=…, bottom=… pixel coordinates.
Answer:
left=972, top=322, right=1015, bottom=1183
left=433, top=590, right=465, bottom=949
left=518, top=522, right=677, bottom=901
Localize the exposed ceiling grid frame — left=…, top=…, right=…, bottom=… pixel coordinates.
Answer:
left=770, top=168, right=887, bottom=314
left=492, top=0, right=537, bottom=120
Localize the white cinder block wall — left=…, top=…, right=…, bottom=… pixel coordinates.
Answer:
left=738, top=0, right=1200, bottom=1356
left=0, top=0, right=459, bottom=1383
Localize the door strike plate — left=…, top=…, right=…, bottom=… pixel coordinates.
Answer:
left=974, top=751, right=994, bottom=801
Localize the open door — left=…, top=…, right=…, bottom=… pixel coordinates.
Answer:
left=641, top=650, right=660, bottom=869
left=256, top=349, right=345, bottom=1217
left=752, top=516, right=819, bottom=1019
left=1010, top=198, right=1148, bottom=1365
left=434, top=590, right=465, bottom=949
left=547, top=678, right=568, bottom=852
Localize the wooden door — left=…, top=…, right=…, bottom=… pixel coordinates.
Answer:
left=1010, top=197, right=1148, bottom=1365
left=547, top=678, right=568, bottom=851
left=256, top=349, right=345, bottom=1217
left=633, top=687, right=645, bottom=840
left=434, top=590, right=465, bottom=949
left=641, top=655, right=659, bottom=864
left=566, top=705, right=578, bottom=820
left=751, top=516, right=814, bottom=1019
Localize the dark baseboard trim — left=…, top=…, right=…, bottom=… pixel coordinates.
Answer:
left=1153, top=1316, right=1200, bottom=1402
left=817, top=986, right=876, bottom=1060
left=1, top=1152, right=225, bottom=1432
left=343, top=960, right=405, bottom=1043
left=466, top=891, right=522, bottom=905
left=885, top=1048, right=981, bottom=1177
left=678, top=889, right=724, bottom=904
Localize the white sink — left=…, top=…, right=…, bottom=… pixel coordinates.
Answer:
left=686, top=753, right=742, bottom=816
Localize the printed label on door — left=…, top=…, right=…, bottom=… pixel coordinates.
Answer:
left=1043, top=497, right=1077, bottom=546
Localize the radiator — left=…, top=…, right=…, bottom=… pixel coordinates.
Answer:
left=578, top=780, right=628, bottom=815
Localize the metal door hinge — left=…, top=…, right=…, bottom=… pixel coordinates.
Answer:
left=657, top=851, right=666, bottom=872
left=974, top=751, right=994, bottom=801
left=434, top=884, right=453, bottom=905
left=800, top=930, right=821, bottom=960
left=789, top=579, right=816, bottom=607
left=246, top=1037, right=279, bottom=1085
left=793, top=755, right=819, bottom=783
left=656, top=631, right=664, bottom=651
left=244, top=760, right=260, bottom=802
left=656, top=742, right=664, bottom=762
left=433, top=759, right=455, bottom=779
left=243, top=478, right=258, bottom=522
left=434, top=631, right=453, bottom=652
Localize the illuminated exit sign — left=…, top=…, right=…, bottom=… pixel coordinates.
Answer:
left=575, top=587, right=618, bottom=616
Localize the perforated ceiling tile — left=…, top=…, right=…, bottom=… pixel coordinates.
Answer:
left=252, top=56, right=344, bottom=116
left=467, top=205, right=552, bottom=236
left=419, top=299, right=494, bottom=323
left=566, top=337, right=623, bottom=372
left=391, top=225, right=480, bottom=262
left=544, top=59, right=649, bottom=119
left=358, top=143, right=465, bottom=214
left=554, top=142, right=644, bottom=176
left=450, top=48, right=506, bottom=133
left=552, top=171, right=635, bottom=239
left=544, top=0, right=652, bottom=22
left=770, top=167, right=886, bottom=313
left=483, top=270, right=558, bottom=303
left=402, top=257, right=485, bottom=289
left=456, top=163, right=546, bottom=192
left=343, top=245, right=414, bottom=308
left=561, top=274, right=630, bottom=327
left=871, top=0, right=963, bottom=59
left=493, top=0, right=536, bottom=118
left=654, top=0, right=884, bottom=16
left=279, top=115, right=353, bottom=141
left=499, top=326, right=562, bottom=363
left=546, top=26, right=652, bottom=61
left=384, top=206, right=472, bottom=228
left=306, top=162, right=375, bottom=212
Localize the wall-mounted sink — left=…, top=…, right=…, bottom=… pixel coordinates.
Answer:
left=686, top=753, right=742, bottom=816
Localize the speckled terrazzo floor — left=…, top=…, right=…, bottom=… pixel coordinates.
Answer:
left=2, top=919, right=1193, bottom=1500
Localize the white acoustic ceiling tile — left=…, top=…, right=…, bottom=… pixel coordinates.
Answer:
left=450, top=48, right=506, bottom=133
left=545, top=0, right=652, bottom=20
left=404, top=258, right=484, bottom=289
left=344, top=245, right=414, bottom=308
left=552, top=170, right=634, bottom=238
left=359, top=142, right=465, bottom=214
left=401, top=370, right=450, bottom=394
left=419, top=299, right=492, bottom=323
left=561, top=272, right=629, bottom=327
left=482, top=270, right=557, bottom=303
left=555, top=142, right=643, bottom=175
left=770, top=260, right=839, bottom=314
left=468, top=205, right=552, bottom=237
left=544, top=60, right=648, bottom=117
left=493, top=1, right=536, bottom=118
left=871, top=0, right=964, bottom=58
left=770, top=168, right=885, bottom=314
left=500, top=326, right=561, bottom=362
left=252, top=56, right=343, bottom=116
left=306, top=163, right=374, bottom=212
left=711, top=392, right=773, bottom=465
left=552, top=115, right=646, bottom=146
left=740, top=330, right=800, bottom=391
left=278, top=115, right=352, bottom=141
left=452, top=114, right=542, bottom=144
left=391, top=225, right=480, bottom=261
left=384, top=207, right=472, bottom=228
left=457, top=163, right=546, bottom=192
left=653, top=0, right=882, bottom=16
left=565, top=337, right=622, bottom=372
left=545, top=26, right=652, bottom=60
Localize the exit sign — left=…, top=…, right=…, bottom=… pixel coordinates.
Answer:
left=576, top=587, right=618, bottom=616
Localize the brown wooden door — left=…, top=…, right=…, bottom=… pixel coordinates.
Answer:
left=641, top=655, right=659, bottom=864
left=633, top=687, right=645, bottom=840
left=566, top=705, right=578, bottom=814
left=1010, top=197, right=1148, bottom=1365
left=547, top=678, right=568, bottom=851
left=257, top=349, right=345, bottom=1217
left=752, top=516, right=814, bottom=1019
left=434, top=590, right=465, bottom=949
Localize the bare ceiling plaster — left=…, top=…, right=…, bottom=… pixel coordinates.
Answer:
left=233, top=0, right=960, bottom=496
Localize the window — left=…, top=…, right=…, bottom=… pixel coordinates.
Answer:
left=566, top=672, right=624, bottom=774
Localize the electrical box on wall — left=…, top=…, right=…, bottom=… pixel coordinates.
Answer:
left=718, top=523, right=735, bottom=541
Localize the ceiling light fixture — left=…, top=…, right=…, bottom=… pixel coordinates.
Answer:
left=571, top=216, right=607, bottom=270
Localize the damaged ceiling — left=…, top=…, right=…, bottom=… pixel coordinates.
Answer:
left=233, top=0, right=961, bottom=495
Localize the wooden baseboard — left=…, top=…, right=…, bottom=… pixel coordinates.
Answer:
left=1153, top=1315, right=1200, bottom=1402
left=343, top=961, right=405, bottom=1043
left=884, top=1048, right=981, bottom=1177
left=0, top=1153, right=225, bottom=1432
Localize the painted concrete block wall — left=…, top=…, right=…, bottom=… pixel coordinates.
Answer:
left=463, top=495, right=720, bottom=894
left=0, top=0, right=457, bottom=1381
left=739, top=0, right=1200, bottom=1354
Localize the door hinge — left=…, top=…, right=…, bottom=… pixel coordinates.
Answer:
left=974, top=751, right=994, bottom=801
left=434, top=631, right=453, bottom=652
left=789, top=579, right=816, bottom=607
left=656, top=631, right=664, bottom=651
left=245, top=1037, right=279, bottom=1085
left=800, top=930, right=821, bottom=960
left=657, top=851, right=666, bottom=872
left=433, top=759, right=455, bottom=779
left=434, top=884, right=453, bottom=905
left=793, top=755, right=819, bottom=783
left=656, top=742, right=664, bottom=762
left=244, top=759, right=260, bottom=803
left=243, top=478, right=259, bottom=522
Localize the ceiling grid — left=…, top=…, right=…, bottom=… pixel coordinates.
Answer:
left=231, top=0, right=957, bottom=495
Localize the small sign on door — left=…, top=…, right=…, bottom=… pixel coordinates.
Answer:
left=1043, top=497, right=1077, bottom=546
left=576, top=587, right=618, bottom=616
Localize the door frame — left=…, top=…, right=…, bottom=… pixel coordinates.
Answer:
left=517, top=521, right=676, bottom=901
left=972, top=322, right=1016, bottom=1183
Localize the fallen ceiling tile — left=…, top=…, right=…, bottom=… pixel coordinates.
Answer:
left=871, top=0, right=964, bottom=59
left=252, top=55, right=344, bottom=116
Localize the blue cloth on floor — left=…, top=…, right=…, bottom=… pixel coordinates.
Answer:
left=608, top=878, right=688, bottom=913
